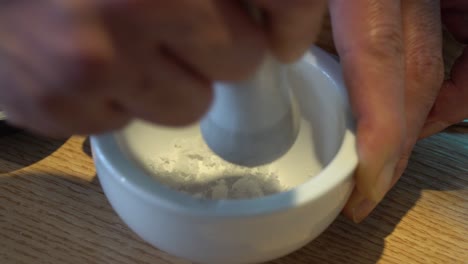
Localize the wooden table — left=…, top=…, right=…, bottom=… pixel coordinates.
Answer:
left=1, top=19, right=467, bottom=264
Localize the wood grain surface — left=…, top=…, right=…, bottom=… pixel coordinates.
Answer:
left=0, top=15, right=467, bottom=264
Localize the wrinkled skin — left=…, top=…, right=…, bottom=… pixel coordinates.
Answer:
left=337, top=0, right=468, bottom=222
left=0, top=0, right=466, bottom=222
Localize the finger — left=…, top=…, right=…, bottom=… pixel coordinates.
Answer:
left=329, top=0, right=405, bottom=203
left=3, top=93, right=130, bottom=137
left=254, top=0, right=327, bottom=62
left=0, top=52, right=129, bottom=137
left=421, top=47, right=468, bottom=138
left=401, top=0, right=443, bottom=138
left=97, top=1, right=214, bottom=126
left=343, top=161, right=404, bottom=223
left=0, top=2, right=129, bottom=137
left=153, top=0, right=266, bottom=81
left=116, top=48, right=213, bottom=127
left=414, top=0, right=468, bottom=137
left=0, top=0, right=116, bottom=96
left=343, top=0, right=444, bottom=222
left=38, top=96, right=130, bottom=136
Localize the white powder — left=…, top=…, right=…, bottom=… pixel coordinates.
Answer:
left=146, top=136, right=288, bottom=200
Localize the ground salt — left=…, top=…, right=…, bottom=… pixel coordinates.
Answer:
left=146, top=136, right=288, bottom=200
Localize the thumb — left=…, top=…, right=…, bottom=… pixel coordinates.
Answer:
left=421, top=48, right=468, bottom=138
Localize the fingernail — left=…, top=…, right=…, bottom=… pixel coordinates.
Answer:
left=371, top=160, right=396, bottom=203
left=352, top=199, right=376, bottom=223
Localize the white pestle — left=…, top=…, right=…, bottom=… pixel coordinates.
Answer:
left=200, top=55, right=301, bottom=167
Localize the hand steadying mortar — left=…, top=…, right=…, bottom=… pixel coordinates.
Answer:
left=200, top=55, right=300, bottom=167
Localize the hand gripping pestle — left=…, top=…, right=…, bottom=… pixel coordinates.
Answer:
left=200, top=55, right=301, bottom=167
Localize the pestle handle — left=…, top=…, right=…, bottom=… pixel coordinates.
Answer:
left=200, top=56, right=300, bottom=167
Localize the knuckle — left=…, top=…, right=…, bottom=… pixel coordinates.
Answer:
left=56, top=57, right=112, bottom=95
left=365, top=24, right=404, bottom=60
left=362, top=113, right=406, bottom=148
left=34, top=92, right=62, bottom=114
left=65, top=47, right=114, bottom=83
left=407, top=48, right=444, bottom=83
left=53, top=36, right=115, bottom=94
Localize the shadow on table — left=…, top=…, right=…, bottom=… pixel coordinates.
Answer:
left=81, top=137, right=102, bottom=186
left=2, top=128, right=465, bottom=264
left=444, top=125, right=468, bottom=135
left=0, top=131, right=174, bottom=262
left=79, top=131, right=466, bottom=264
left=0, top=130, right=68, bottom=173
left=82, top=137, right=92, bottom=157
left=0, top=170, right=180, bottom=264
left=271, top=132, right=468, bottom=264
